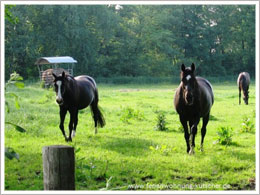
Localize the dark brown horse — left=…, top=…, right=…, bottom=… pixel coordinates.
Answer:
left=237, top=72, right=250, bottom=105
left=53, top=72, right=105, bottom=142
left=174, top=63, right=214, bottom=154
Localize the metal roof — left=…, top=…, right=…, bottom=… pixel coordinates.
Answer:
left=35, top=56, right=77, bottom=65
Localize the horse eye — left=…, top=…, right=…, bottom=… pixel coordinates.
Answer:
left=54, top=84, right=58, bottom=91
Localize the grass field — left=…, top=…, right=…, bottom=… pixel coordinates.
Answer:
left=4, top=82, right=256, bottom=191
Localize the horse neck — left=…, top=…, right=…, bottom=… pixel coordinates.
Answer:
left=63, top=78, right=78, bottom=101
left=240, top=76, right=248, bottom=90
left=192, top=79, right=200, bottom=98
left=180, top=79, right=200, bottom=99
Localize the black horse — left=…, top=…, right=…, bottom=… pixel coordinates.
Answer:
left=52, top=72, right=105, bottom=142
left=174, top=63, right=214, bottom=154
left=237, top=72, right=250, bottom=105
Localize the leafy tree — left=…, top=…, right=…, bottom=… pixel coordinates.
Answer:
left=5, top=5, right=255, bottom=80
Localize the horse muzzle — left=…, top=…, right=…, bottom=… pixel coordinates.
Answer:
left=185, top=94, right=194, bottom=106
left=56, top=98, right=64, bottom=105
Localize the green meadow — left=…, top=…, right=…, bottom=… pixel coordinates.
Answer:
left=5, top=82, right=256, bottom=190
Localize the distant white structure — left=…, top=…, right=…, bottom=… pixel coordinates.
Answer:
left=115, top=4, right=123, bottom=10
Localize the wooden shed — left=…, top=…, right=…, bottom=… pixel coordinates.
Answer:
left=35, top=56, right=77, bottom=87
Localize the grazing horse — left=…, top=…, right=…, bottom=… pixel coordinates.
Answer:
left=174, top=63, right=214, bottom=154
left=237, top=72, right=250, bottom=105
left=52, top=72, right=105, bottom=142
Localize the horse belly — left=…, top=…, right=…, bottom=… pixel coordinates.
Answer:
left=76, top=84, right=94, bottom=110
left=78, top=92, right=93, bottom=109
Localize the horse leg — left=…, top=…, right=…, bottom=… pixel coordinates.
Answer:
left=68, top=108, right=76, bottom=142
left=59, top=107, right=68, bottom=141
left=180, top=116, right=190, bottom=153
left=91, top=101, right=99, bottom=134
left=201, top=113, right=209, bottom=152
left=246, top=86, right=249, bottom=105
left=71, top=110, right=78, bottom=138
left=238, top=87, right=241, bottom=105
left=189, top=119, right=199, bottom=155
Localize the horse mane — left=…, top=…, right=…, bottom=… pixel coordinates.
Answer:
left=64, top=75, right=78, bottom=96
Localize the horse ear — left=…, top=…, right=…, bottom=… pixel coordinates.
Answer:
left=52, top=73, right=57, bottom=79
left=181, top=64, right=186, bottom=72
left=191, top=63, right=196, bottom=72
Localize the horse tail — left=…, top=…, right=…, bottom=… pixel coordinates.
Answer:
left=90, top=88, right=106, bottom=128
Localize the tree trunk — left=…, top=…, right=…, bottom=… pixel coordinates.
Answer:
left=42, top=145, right=75, bottom=190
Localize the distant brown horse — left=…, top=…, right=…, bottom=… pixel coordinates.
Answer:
left=237, top=72, right=250, bottom=105
left=174, top=63, right=214, bottom=154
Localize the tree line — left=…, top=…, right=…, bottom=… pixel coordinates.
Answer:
left=5, top=5, right=255, bottom=80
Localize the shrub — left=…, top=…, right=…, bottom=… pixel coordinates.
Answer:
left=241, top=117, right=255, bottom=133
left=149, top=145, right=176, bottom=156
left=216, top=126, right=233, bottom=145
left=154, top=112, right=168, bottom=131
left=120, top=107, right=144, bottom=123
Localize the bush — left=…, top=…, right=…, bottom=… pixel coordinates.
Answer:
left=154, top=112, right=168, bottom=131
left=216, top=126, right=233, bottom=145
left=241, top=117, right=255, bottom=133
left=120, top=107, right=144, bottom=123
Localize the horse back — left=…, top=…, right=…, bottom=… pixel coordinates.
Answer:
left=74, top=75, right=96, bottom=109
left=237, top=72, right=250, bottom=88
left=196, top=77, right=214, bottom=116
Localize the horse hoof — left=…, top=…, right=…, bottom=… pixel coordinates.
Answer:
left=71, top=130, right=76, bottom=138
left=189, top=148, right=195, bottom=155
left=65, top=137, right=72, bottom=142
left=200, top=145, right=204, bottom=152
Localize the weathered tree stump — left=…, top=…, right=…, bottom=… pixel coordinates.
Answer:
left=42, top=145, right=75, bottom=190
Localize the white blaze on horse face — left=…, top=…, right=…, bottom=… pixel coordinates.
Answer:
left=56, top=81, right=62, bottom=102
left=186, top=75, right=191, bottom=81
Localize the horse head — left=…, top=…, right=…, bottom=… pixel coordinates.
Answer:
left=243, top=90, right=249, bottom=105
left=52, top=71, right=68, bottom=106
left=180, top=63, right=198, bottom=106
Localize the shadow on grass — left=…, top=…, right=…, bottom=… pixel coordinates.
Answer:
left=210, top=115, right=219, bottom=121
left=231, top=151, right=255, bottom=162
left=229, top=141, right=245, bottom=147
left=102, top=136, right=156, bottom=157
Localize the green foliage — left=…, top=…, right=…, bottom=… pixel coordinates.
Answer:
left=216, top=126, right=233, bottom=145
left=149, top=145, right=176, bottom=156
left=5, top=5, right=19, bottom=24
left=5, top=5, right=255, bottom=80
left=120, top=106, right=144, bottom=123
left=5, top=122, right=26, bottom=133
left=241, top=116, right=255, bottom=133
left=40, top=81, right=45, bottom=88
left=5, top=72, right=24, bottom=113
left=5, top=147, right=19, bottom=160
left=154, top=112, right=168, bottom=131
left=5, top=72, right=26, bottom=161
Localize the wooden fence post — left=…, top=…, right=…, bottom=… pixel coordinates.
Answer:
left=42, top=145, right=75, bottom=190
